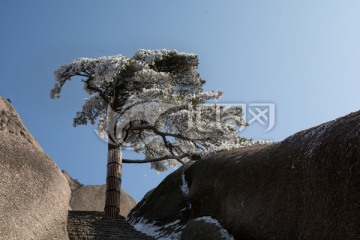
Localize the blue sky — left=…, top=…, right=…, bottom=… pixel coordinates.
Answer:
left=1, top=0, right=360, bottom=202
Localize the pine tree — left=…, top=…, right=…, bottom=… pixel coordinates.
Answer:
left=51, top=49, right=246, bottom=218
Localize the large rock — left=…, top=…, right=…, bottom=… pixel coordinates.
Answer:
left=181, top=217, right=235, bottom=240
left=0, top=97, right=43, bottom=152
left=128, top=166, right=193, bottom=239
left=129, top=110, right=360, bottom=239
left=0, top=97, right=71, bottom=240
left=63, top=170, right=136, bottom=217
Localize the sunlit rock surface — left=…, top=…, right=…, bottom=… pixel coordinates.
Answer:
left=0, top=97, right=71, bottom=240
left=63, top=170, right=136, bottom=217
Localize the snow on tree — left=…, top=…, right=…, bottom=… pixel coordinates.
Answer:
left=51, top=49, right=246, bottom=217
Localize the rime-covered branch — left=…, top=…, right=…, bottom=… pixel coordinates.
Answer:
left=122, top=153, right=201, bottom=164
left=51, top=49, right=247, bottom=172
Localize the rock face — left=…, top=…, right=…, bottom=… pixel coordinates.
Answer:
left=0, top=97, right=43, bottom=152
left=129, top=110, right=360, bottom=239
left=181, top=217, right=235, bottom=240
left=63, top=170, right=136, bottom=217
left=0, top=97, right=71, bottom=240
left=128, top=166, right=193, bottom=239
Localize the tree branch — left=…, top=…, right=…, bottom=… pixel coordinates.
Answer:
left=122, top=153, right=201, bottom=163
left=129, top=125, right=210, bottom=142
left=82, top=78, right=110, bottom=104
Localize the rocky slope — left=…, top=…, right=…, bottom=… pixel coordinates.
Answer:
left=63, top=170, right=137, bottom=217
left=0, top=97, right=71, bottom=240
left=128, top=110, right=360, bottom=239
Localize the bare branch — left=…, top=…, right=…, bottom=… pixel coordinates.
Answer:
left=122, top=153, right=201, bottom=164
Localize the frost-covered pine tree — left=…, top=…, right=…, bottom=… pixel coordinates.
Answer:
left=51, top=49, right=246, bottom=218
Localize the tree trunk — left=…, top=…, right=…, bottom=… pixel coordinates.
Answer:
left=104, top=142, right=122, bottom=218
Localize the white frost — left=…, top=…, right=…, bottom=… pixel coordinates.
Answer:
left=51, top=49, right=250, bottom=172
left=180, top=172, right=189, bottom=197
left=129, top=217, right=184, bottom=240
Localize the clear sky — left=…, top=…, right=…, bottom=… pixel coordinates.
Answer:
left=1, top=0, right=360, bottom=202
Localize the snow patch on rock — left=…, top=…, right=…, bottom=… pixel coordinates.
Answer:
left=193, top=216, right=235, bottom=240
left=180, top=172, right=189, bottom=197
left=180, top=167, right=192, bottom=211
left=129, top=217, right=184, bottom=240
